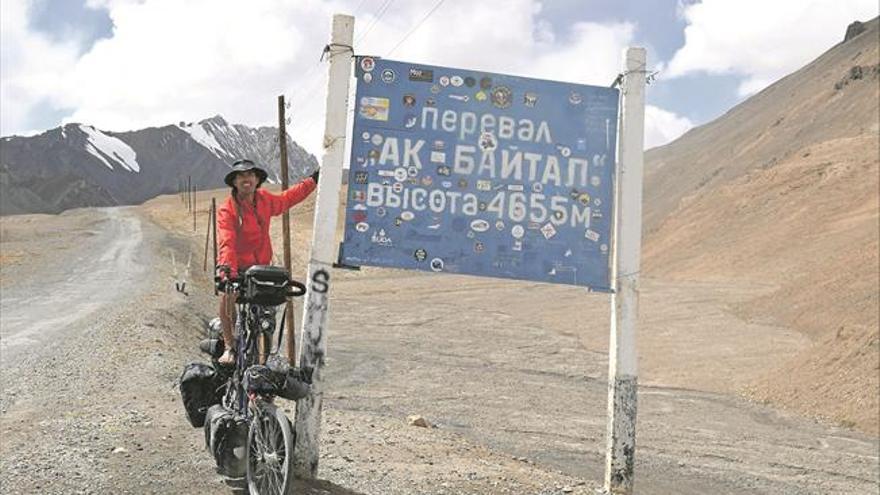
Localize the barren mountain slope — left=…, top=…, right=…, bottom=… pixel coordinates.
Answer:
left=642, top=19, right=879, bottom=433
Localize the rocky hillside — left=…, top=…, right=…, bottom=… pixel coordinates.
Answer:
left=643, top=18, right=879, bottom=433
left=0, top=115, right=318, bottom=215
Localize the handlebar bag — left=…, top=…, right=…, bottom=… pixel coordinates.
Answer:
left=179, top=362, right=222, bottom=427
left=241, top=265, right=291, bottom=306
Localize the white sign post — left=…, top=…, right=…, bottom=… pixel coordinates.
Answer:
left=603, top=46, right=646, bottom=495
left=294, top=13, right=355, bottom=479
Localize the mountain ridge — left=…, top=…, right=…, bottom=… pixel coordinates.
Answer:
left=0, top=115, right=318, bottom=215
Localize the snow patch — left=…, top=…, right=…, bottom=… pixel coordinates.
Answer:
left=179, top=122, right=228, bottom=158
left=79, top=125, right=140, bottom=172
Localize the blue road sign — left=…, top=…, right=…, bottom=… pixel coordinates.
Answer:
left=341, top=57, right=619, bottom=290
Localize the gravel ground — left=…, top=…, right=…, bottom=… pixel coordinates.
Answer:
left=1, top=206, right=878, bottom=494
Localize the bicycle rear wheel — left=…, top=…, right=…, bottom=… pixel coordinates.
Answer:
left=246, top=402, right=294, bottom=495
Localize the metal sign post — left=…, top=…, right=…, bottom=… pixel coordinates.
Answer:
left=603, top=47, right=646, bottom=495
left=294, top=13, right=354, bottom=479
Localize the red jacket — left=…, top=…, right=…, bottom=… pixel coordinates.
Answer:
left=217, top=179, right=317, bottom=278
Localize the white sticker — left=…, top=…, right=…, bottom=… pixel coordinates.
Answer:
left=371, top=134, right=383, bottom=146
left=378, top=170, right=394, bottom=177
left=431, top=151, right=446, bottom=163
left=439, top=76, right=450, bottom=86
left=585, top=229, right=600, bottom=242
left=450, top=75, right=464, bottom=87
left=507, top=184, right=524, bottom=192
left=355, top=222, right=370, bottom=233
left=394, top=168, right=407, bottom=182
left=541, top=223, right=557, bottom=239
left=477, top=180, right=492, bottom=191
left=470, top=219, right=490, bottom=232
left=361, top=131, right=370, bottom=140
left=511, top=225, right=525, bottom=239
left=401, top=211, right=415, bottom=221
left=591, top=176, right=601, bottom=186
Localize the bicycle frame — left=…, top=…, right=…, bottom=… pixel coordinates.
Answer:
left=223, top=296, right=279, bottom=419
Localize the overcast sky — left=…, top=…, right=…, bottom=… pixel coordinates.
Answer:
left=2, top=0, right=877, bottom=155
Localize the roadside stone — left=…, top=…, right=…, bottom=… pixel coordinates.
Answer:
left=407, top=415, right=432, bottom=428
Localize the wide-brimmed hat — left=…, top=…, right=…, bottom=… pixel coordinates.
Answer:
left=224, top=159, right=268, bottom=187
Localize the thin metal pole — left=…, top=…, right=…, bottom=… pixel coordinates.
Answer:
left=278, top=94, right=297, bottom=366
left=212, top=197, right=218, bottom=295
left=294, top=13, right=354, bottom=479
left=203, top=201, right=213, bottom=271
left=187, top=176, right=192, bottom=212
left=603, top=46, right=646, bottom=495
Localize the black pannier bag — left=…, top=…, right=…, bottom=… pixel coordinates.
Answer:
left=204, top=404, right=247, bottom=477
left=266, top=355, right=312, bottom=401
left=241, top=265, right=291, bottom=306
left=179, top=362, right=221, bottom=427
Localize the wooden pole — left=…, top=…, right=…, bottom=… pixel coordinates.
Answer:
left=278, top=94, right=296, bottom=365
left=604, top=46, right=646, bottom=495
left=294, top=13, right=354, bottom=479
left=192, top=184, right=197, bottom=231
left=187, top=176, right=192, bottom=211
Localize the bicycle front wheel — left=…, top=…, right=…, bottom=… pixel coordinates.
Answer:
left=246, top=402, right=295, bottom=495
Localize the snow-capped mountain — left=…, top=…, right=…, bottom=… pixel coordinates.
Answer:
left=0, top=115, right=318, bottom=215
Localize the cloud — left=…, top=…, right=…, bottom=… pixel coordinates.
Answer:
left=3, top=0, right=688, bottom=152
left=645, top=105, right=693, bottom=149
left=0, top=0, right=80, bottom=135
left=666, top=0, right=880, bottom=96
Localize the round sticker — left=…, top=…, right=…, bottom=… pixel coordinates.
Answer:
left=394, top=168, right=407, bottom=182
left=480, top=77, right=492, bottom=89
left=376, top=207, right=386, bottom=217
left=430, top=258, right=444, bottom=272
left=407, top=166, right=418, bottom=177
left=464, top=76, right=476, bottom=87
left=371, top=134, right=383, bottom=146
left=363, top=72, right=372, bottom=83
left=360, top=57, right=375, bottom=72
left=381, top=69, right=396, bottom=83
left=361, top=131, right=370, bottom=140
left=431, top=85, right=441, bottom=94
left=439, top=76, right=450, bottom=87
left=560, top=146, right=571, bottom=157
left=355, top=222, right=370, bottom=232
left=511, top=225, right=525, bottom=239
left=450, top=76, right=464, bottom=87
left=401, top=211, right=415, bottom=221
left=414, top=249, right=427, bottom=262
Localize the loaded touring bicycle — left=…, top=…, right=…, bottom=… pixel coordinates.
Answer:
left=180, top=264, right=312, bottom=495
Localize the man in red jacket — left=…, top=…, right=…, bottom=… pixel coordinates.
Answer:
left=216, top=159, right=318, bottom=365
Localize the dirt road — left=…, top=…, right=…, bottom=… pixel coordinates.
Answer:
left=0, top=206, right=877, bottom=494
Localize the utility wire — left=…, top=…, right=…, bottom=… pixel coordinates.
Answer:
left=387, top=0, right=446, bottom=56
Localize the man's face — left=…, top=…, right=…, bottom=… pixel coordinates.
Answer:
left=234, top=170, right=258, bottom=194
